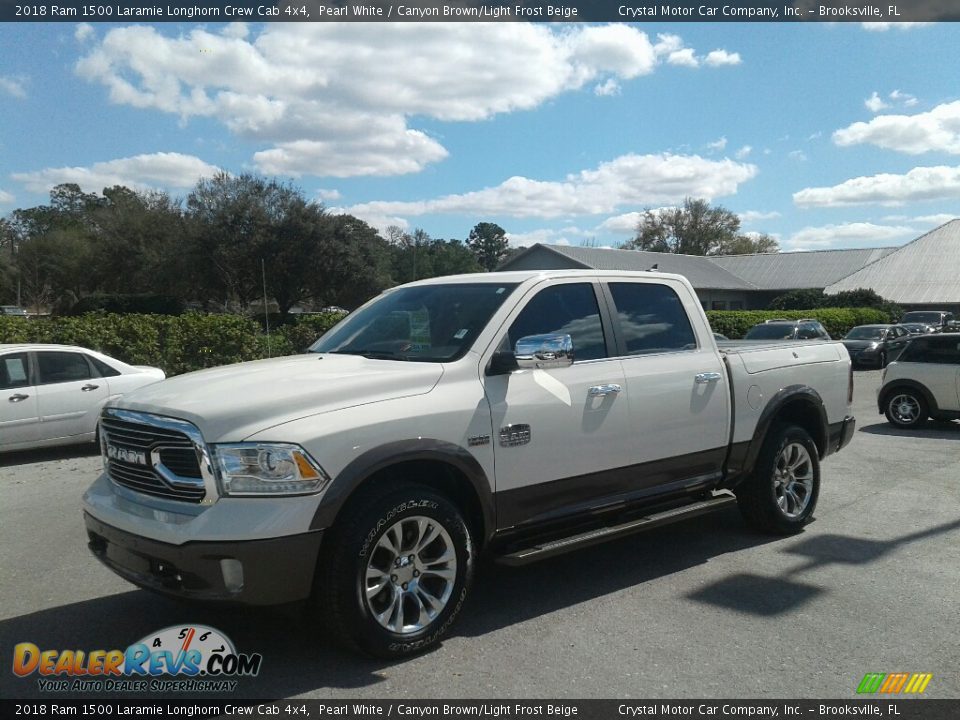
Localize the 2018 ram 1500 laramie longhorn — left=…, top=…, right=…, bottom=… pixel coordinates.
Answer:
left=83, top=270, right=855, bottom=657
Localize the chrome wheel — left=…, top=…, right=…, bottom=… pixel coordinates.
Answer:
left=890, top=393, right=920, bottom=425
left=364, top=516, right=457, bottom=635
left=773, top=442, right=814, bottom=519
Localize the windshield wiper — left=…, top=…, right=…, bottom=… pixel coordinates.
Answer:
left=326, top=349, right=407, bottom=360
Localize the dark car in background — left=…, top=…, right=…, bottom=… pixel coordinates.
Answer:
left=842, top=324, right=911, bottom=368
left=901, top=322, right=938, bottom=335
left=900, top=310, right=956, bottom=333
left=743, top=318, right=831, bottom=341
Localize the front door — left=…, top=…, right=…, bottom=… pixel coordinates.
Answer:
left=482, top=280, right=630, bottom=529
left=34, top=351, right=109, bottom=441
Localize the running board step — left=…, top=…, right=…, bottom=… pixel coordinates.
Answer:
left=496, top=492, right=738, bottom=566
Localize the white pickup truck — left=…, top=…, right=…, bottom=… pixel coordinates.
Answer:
left=83, top=270, right=855, bottom=657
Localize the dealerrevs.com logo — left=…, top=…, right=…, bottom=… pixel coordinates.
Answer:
left=12, top=625, right=262, bottom=693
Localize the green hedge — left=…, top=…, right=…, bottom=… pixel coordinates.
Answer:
left=706, top=308, right=891, bottom=340
left=0, top=311, right=345, bottom=376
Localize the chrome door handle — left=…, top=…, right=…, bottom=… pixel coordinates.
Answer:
left=695, top=372, right=723, bottom=384
left=9, top=393, right=29, bottom=402
left=588, top=384, right=622, bottom=397
left=81, top=384, right=100, bottom=392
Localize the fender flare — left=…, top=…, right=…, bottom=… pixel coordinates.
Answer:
left=310, top=439, right=495, bottom=542
left=727, top=385, right=829, bottom=486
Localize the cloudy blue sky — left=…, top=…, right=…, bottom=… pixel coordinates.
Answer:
left=1, top=21, right=958, bottom=252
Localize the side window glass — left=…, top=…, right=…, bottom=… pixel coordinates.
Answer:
left=924, top=337, right=960, bottom=364
left=508, top=283, right=607, bottom=361
left=1, top=353, right=30, bottom=390
left=796, top=324, right=816, bottom=340
left=36, top=352, right=92, bottom=385
left=608, top=282, right=697, bottom=355
left=90, top=356, right=121, bottom=378
left=899, top=341, right=928, bottom=363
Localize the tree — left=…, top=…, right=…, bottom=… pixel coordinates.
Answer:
left=311, top=215, right=392, bottom=310
left=467, top=222, right=508, bottom=271
left=622, top=198, right=777, bottom=257
left=717, top=233, right=779, bottom=255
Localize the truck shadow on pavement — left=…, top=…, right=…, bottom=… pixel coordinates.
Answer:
left=0, top=443, right=100, bottom=467
left=686, top=517, right=960, bottom=616
left=5, top=511, right=957, bottom=698
left=0, top=507, right=775, bottom=698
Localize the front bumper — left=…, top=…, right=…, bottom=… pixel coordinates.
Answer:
left=84, top=512, right=323, bottom=605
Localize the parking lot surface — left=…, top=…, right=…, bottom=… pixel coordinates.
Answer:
left=1, top=369, right=958, bottom=699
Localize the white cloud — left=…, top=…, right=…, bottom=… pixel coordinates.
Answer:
left=667, top=49, right=699, bottom=68
left=735, top=145, right=752, bottom=159
left=76, top=24, right=741, bottom=178
left=706, top=137, right=727, bottom=152
left=834, top=101, right=960, bottom=155
left=345, top=153, right=757, bottom=222
left=861, top=22, right=933, bottom=32
left=789, top=150, right=808, bottom=162
left=315, top=188, right=341, bottom=201
left=794, top=165, right=960, bottom=207
left=739, top=210, right=781, bottom=224
left=505, top=227, right=592, bottom=248
left=889, top=89, right=918, bottom=107
left=808, top=131, right=823, bottom=141
left=11, top=152, right=221, bottom=195
left=74, top=24, right=94, bottom=43
left=0, top=189, right=14, bottom=204
left=704, top=50, right=741, bottom=67
left=865, top=91, right=889, bottom=113
left=785, top=222, right=915, bottom=251
left=910, top=213, right=958, bottom=226
left=596, top=212, right=646, bottom=235
left=594, top=79, right=621, bottom=97
left=0, top=75, right=26, bottom=98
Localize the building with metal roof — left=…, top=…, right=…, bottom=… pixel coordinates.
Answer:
left=824, top=220, right=960, bottom=308
left=500, top=222, right=957, bottom=310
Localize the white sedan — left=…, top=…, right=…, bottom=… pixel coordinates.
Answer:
left=1, top=344, right=165, bottom=453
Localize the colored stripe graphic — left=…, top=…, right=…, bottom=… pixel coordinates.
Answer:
left=857, top=673, right=932, bottom=694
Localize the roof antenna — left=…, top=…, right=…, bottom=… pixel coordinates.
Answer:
left=647, top=263, right=658, bottom=271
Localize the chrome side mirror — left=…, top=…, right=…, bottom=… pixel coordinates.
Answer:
left=515, top=334, right=574, bottom=370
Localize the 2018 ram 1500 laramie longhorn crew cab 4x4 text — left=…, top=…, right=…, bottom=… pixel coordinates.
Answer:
left=83, top=270, right=856, bottom=657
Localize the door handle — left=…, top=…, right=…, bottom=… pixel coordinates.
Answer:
left=9, top=393, right=29, bottom=402
left=588, top=384, right=622, bottom=397
left=81, top=384, right=100, bottom=392
left=695, top=372, right=723, bottom=384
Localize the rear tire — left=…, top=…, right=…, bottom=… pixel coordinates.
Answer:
left=884, top=389, right=928, bottom=429
left=737, top=424, right=820, bottom=535
left=313, top=484, right=474, bottom=658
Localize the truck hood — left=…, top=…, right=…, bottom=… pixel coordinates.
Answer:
left=114, top=353, right=443, bottom=442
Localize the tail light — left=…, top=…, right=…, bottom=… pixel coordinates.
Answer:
left=848, top=363, right=854, bottom=404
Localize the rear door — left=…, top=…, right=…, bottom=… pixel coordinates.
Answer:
left=34, top=351, right=109, bottom=440
left=0, top=351, right=40, bottom=449
left=602, top=279, right=730, bottom=492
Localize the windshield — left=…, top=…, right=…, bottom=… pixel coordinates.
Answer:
left=744, top=324, right=796, bottom=340
left=901, top=312, right=944, bottom=324
left=845, top=327, right=886, bottom=340
left=310, top=283, right=518, bottom=362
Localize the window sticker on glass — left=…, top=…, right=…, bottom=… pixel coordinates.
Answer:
left=454, top=329, right=469, bottom=339
left=409, top=308, right=432, bottom=351
left=497, top=287, right=505, bottom=294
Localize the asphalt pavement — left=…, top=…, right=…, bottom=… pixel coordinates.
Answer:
left=1, top=369, right=958, bottom=699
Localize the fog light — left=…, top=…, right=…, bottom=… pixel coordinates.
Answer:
left=220, top=559, right=244, bottom=593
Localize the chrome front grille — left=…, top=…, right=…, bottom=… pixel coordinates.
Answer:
left=100, top=411, right=211, bottom=504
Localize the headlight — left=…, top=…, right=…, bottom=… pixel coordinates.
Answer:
left=213, top=443, right=329, bottom=496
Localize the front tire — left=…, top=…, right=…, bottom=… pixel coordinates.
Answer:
left=884, top=389, right=928, bottom=429
left=737, top=424, right=820, bottom=535
left=314, top=484, right=474, bottom=658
